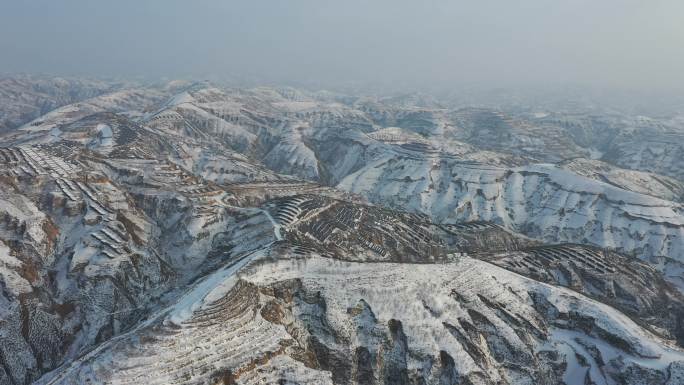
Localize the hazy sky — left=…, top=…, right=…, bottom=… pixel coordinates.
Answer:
left=1, top=0, right=683, bottom=90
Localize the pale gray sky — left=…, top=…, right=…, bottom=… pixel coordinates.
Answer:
left=1, top=0, right=683, bottom=90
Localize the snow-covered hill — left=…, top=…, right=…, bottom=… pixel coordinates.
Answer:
left=0, top=77, right=683, bottom=385
left=35, top=247, right=684, bottom=385
left=338, top=157, right=684, bottom=264
left=0, top=76, right=115, bottom=134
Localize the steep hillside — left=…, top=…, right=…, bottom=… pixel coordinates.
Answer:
left=338, top=157, right=684, bottom=263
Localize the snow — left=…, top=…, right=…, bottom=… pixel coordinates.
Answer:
left=338, top=157, right=684, bottom=263
left=588, top=147, right=604, bottom=159
left=167, top=206, right=281, bottom=324
left=87, top=123, right=114, bottom=154
left=165, top=91, right=195, bottom=107
left=272, top=100, right=320, bottom=112
left=237, top=355, right=334, bottom=384
left=0, top=240, right=32, bottom=296
left=0, top=191, right=49, bottom=254
left=263, top=123, right=320, bottom=180
left=243, top=254, right=684, bottom=381
left=3, top=81, right=684, bottom=385
left=260, top=209, right=284, bottom=241
left=165, top=247, right=266, bottom=325
left=26, top=195, right=684, bottom=385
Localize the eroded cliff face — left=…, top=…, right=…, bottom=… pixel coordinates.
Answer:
left=0, top=78, right=683, bottom=385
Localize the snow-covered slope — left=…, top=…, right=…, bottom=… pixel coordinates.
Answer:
left=604, top=126, right=684, bottom=183
left=0, top=142, right=277, bottom=384
left=35, top=249, right=684, bottom=385
left=559, top=158, right=684, bottom=203
left=338, top=157, right=684, bottom=264
left=1, top=78, right=683, bottom=385
left=0, top=76, right=115, bottom=133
